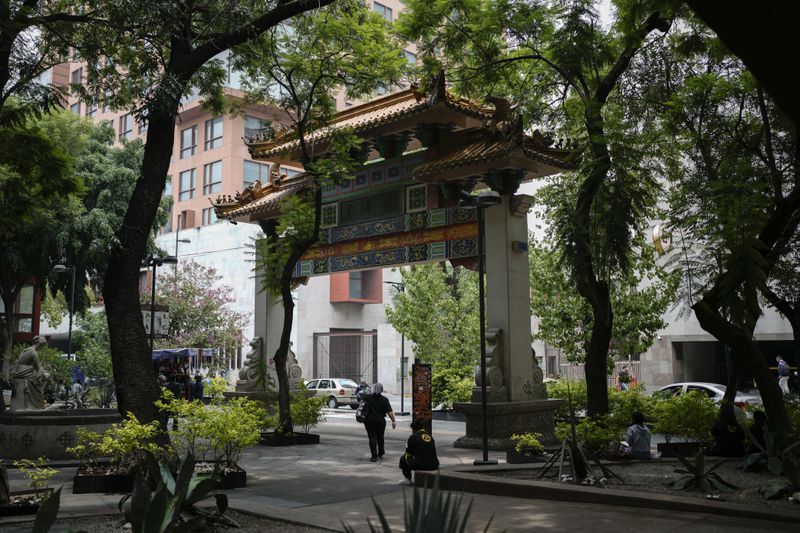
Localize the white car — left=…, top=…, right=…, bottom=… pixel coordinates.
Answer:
left=304, top=378, right=360, bottom=409
left=655, top=382, right=762, bottom=408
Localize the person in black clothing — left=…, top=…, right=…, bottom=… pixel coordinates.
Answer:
left=748, top=410, right=768, bottom=452
left=363, top=382, right=396, bottom=462
left=165, top=374, right=183, bottom=430
left=399, top=420, right=439, bottom=484
left=708, top=404, right=746, bottom=457
left=190, top=374, right=204, bottom=402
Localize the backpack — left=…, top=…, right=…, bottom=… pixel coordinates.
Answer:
left=355, top=396, right=371, bottom=424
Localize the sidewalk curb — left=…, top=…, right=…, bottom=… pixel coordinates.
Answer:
left=231, top=505, right=340, bottom=532
left=416, top=465, right=799, bottom=525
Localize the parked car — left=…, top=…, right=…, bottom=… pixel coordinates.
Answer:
left=305, top=378, right=360, bottom=409
left=654, top=382, right=762, bottom=408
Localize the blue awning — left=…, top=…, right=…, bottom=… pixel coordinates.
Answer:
left=152, top=348, right=214, bottom=361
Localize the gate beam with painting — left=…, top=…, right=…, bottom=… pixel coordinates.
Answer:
left=214, top=73, right=569, bottom=449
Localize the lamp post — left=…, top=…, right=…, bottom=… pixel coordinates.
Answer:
left=175, top=214, right=191, bottom=278
left=460, top=189, right=502, bottom=466
left=142, top=255, right=177, bottom=352
left=52, top=264, right=76, bottom=360
left=385, top=280, right=409, bottom=415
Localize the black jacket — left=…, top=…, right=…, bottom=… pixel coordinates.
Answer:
left=404, top=429, right=439, bottom=469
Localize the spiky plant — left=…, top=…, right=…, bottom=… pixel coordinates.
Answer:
left=672, top=451, right=736, bottom=492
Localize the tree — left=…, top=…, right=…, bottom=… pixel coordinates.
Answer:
left=153, top=260, right=248, bottom=367
left=235, top=0, right=407, bottom=432
left=399, top=0, right=672, bottom=415
left=73, top=309, right=113, bottom=381
left=629, top=22, right=800, bottom=431
left=50, top=0, right=335, bottom=426
left=385, top=264, right=479, bottom=408
left=683, top=1, right=800, bottom=132
left=529, top=236, right=677, bottom=367
left=762, top=233, right=800, bottom=360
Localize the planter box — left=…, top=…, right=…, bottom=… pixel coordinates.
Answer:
left=195, top=462, right=246, bottom=490
left=72, top=466, right=134, bottom=494
left=657, top=442, right=701, bottom=458
left=260, top=432, right=320, bottom=446
left=506, top=449, right=549, bottom=464
left=0, top=489, right=51, bottom=517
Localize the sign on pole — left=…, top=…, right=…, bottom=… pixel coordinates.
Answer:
left=412, top=363, right=432, bottom=435
left=141, top=304, right=170, bottom=337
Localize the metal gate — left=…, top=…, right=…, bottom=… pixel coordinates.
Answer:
left=312, top=330, right=377, bottom=383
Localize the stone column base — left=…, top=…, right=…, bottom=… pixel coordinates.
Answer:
left=452, top=399, right=563, bottom=450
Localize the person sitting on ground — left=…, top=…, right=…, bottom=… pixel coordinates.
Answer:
left=708, top=404, right=746, bottom=457
left=399, top=420, right=440, bottom=485
left=626, top=411, right=652, bottom=459
left=748, top=410, right=768, bottom=453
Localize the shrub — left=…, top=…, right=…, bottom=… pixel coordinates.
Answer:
left=556, top=415, right=621, bottom=456
left=291, top=383, right=326, bottom=434
left=608, top=386, right=658, bottom=429
left=69, top=413, right=162, bottom=474
left=785, top=397, right=800, bottom=435
left=654, top=391, right=716, bottom=444
left=546, top=379, right=587, bottom=418
left=431, top=365, right=473, bottom=409
left=511, top=433, right=544, bottom=456
left=207, top=397, right=264, bottom=466
left=207, top=375, right=228, bottom=401
left=156, top=389, right=211, bottom=459
left=13, top=457, right=57, bottom=491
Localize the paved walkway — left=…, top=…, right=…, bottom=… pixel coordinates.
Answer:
left=2, top=410, right=792, bottom=532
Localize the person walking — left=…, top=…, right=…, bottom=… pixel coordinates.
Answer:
left=363, top=382, right=396, bottom=462
left=399, top=420, right=439, bottom=485
left=618, top=366, right=631, bottom=391
left=777, top=355, right=790, bottom=395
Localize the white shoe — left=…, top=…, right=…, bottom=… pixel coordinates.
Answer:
left=398, top=479, right=412, bottom=486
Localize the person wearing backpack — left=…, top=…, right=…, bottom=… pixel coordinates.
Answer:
left=362, top=383, right=396, bottom=462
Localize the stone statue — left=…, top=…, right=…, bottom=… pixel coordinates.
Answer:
left=531, top=347, right=547, bottom=400
left=237, top=337, right=263, bottom=391
left=10, top=336, right=50, bottom=410
left=287, top=342, right=303, bottom=388
left=473, top=328, right=508, bottom=402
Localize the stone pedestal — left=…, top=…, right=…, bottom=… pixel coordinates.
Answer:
left=0, top=409, right=122, bottom=460
left=452, top=399, right=563, bottom=450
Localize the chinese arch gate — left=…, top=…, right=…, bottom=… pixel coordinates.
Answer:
left=214, top=73, right=572, bottom=449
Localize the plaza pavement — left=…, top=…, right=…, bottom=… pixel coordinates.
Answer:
left=2, top=405, right=794, bottom=532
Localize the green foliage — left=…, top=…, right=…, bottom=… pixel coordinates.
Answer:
left=10, top=344, right=75, bottom=386
left=529, top=237, right=677, bottom=364
left=511, top=433, right=545, bottom=456
left=74, top=310, right=113, bottom=381
left=290, top=384, right=326, bottom=434
left=607, top=386, right=658, bottom=428
left=556, top=415, right=621, bottom=456
left=13, top=457, right=57, bottom=491
left=68, top=414, right=162, bottom=475
left=121, top=453, right=235, bottom=533
left=654, top=391, right=717, bottom=444
left=546, top=379, right=588, bottom=418
left=785, top=398, right=800, bottom=435
left=386, top=264, right=480, bottom=407
left=153, top=261, right=247, bottom=357
left=343, top=475, right=491, bottom=533
left=32, top=487, right=61, bottom=533
left=206, top=376, right=228, bottom=402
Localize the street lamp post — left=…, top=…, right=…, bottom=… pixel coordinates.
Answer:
left=385, top=280, right=409, bottom=415
left=460, top=190, right=502, bottom=466
left=52, top=264, right=76, bottom=360
left=142, top=256, right=177, bottom=352
left=174, top=214, right=191, bottom=278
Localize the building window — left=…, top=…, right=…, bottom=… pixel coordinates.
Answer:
left=0, top=284, right=37, bottom=335
left=179, top=169, right=195, bottom=201
left=349, top=272, right=363, bottom=299
left=102, top=90, right=113, bottom=113
left=119, top=113, right=133, bottom=140
left=85, top=99, right=97, bottom=118
left=180, top=125, right=197, bottom=159
left=138, top=118, right=147, bottom=134
left=373, top=2, right=392, bottom=21
left=70, top=67, right=83, bottom=86
left=340, top=189, right=403, bottom=226
left=203, top=160, right=222, bottom=195
left=202, top=207, right=218, bottom=225
left=279, top=166, right=303, bottom=178
left=244, top=115, right=270, bottom=139
left=243, top=160, right=270, bottom=188
left=70, top=102, right=81, bottom=115
left=204, top=116, right=223, bottom=150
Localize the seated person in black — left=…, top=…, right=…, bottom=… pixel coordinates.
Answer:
left=708, top=404, right=746, bottom=457
left=399, top=420, right=439, bottom=484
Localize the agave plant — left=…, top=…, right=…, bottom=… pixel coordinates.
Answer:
left=741, top=426, right=800, bottom=475
left=672, top=451, right=736, bottom=492
left=119, top=453, right=236, bottom=532
left=342, top=475, right=492, bottom=533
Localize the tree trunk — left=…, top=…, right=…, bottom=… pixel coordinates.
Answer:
left=722, top=347, right=744, bottom=404
left=694, top=298, right=791, bottom=432
left=102, top=106, right=181, bottom=428
left=584, top=284, right=612, bottom=417
left=274, top=271, right=295, bottom=434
